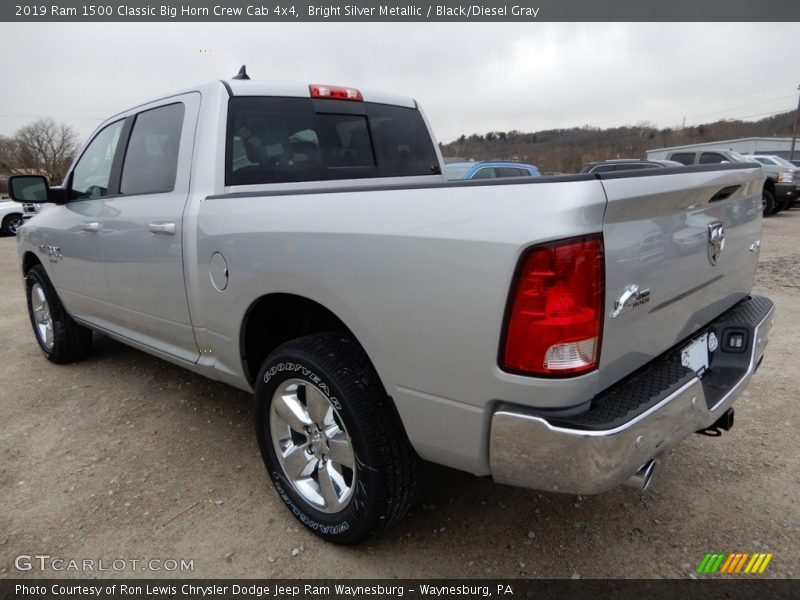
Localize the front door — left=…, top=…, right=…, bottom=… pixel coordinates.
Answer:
left=43, top=119, right=126, bottom=322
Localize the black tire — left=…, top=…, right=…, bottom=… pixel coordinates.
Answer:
left=25, top=265, right=93, bottom=363
left=254, top=332, right=421, bottom=544
left=762, top=189, right=776, bottom=217
left=1, top=213, right=23, bottom=236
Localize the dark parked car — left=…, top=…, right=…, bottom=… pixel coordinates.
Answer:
left=580, top=159, right=683, bottom=174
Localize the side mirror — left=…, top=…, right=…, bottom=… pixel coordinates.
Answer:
left=8, top=175, right=67, bottom=204
left=8, top=175, right=50, bottom=202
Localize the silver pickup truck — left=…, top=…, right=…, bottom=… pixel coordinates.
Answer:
left=9, top=75, right=774, bottom=544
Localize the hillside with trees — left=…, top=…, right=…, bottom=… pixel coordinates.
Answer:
left=440, top=109, right=797, bottom=173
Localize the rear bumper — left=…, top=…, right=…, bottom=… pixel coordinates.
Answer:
left=489, top=295, right=775, bottom=495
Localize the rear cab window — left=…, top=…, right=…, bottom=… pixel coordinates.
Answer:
left=225, top=96, right=439, bottom=186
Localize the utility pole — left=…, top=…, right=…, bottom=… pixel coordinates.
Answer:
left=791, top=83, right=800, bottom=161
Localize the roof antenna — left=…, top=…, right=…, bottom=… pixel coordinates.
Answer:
left=233, top=65, right=250, bottom=80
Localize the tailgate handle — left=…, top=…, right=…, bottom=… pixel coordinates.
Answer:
left=148, top=222, right=176, bottom=235
left=80, top=221, right=101, bottom=233
left=709, top=185, right=741, bottom=203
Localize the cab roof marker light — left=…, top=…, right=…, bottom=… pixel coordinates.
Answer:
left=309, top=84, right=363, bottom=102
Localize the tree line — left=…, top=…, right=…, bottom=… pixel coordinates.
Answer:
left=440, top=110, right=798, bottom=173
left=0, top=118, right=79, bottom=193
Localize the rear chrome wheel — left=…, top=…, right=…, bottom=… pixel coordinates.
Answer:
left=270, top=378, right=356, bottom=513
left=255, top=333, right=421, bottom=544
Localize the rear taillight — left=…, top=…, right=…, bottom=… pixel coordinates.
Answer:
left=502, top=235, right=604, bottom=377
left=309, top=84, right=363, bottom=102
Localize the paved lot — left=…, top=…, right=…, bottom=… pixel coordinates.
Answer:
left=1, top=211, right=798, bottom=579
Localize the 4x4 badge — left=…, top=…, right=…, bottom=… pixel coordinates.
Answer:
left=708, top=222, right=725, bottom=266
left=610, top=284, right=651, bottom=318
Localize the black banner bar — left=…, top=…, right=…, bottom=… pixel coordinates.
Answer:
left=1, top=580, right=799, bottom=600
left=3, top=0, right=800, bottom=22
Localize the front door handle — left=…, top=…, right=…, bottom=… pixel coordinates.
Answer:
left=148, top=222, right=176, bottom=235
left=81, top=221, right=101, bottom=233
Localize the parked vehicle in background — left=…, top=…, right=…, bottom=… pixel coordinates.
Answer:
left=789, top=159, right=800, bottom=168
left=665, top=149, right=795, bottom=216
left=0, top=199, right=25, bottom=235
left=580, top=159, right=683, bottom=174
left=9, top=74, right=774, bottom=544
left=445, top=161, right=540, bottom=180
left=21, top=202, right=41, bottom=223
left=748, top=155, right=800, bottom=207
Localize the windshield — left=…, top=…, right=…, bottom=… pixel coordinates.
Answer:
left=770, top=156, right=797, bottom=169
left=725, top=151, right=749, bottom=163
left=445, top=165, right=472, bottom=180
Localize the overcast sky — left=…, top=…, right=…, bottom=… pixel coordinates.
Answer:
left=1, top=22, right=799, bottom=146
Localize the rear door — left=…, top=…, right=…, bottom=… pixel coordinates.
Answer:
left=98, top=93, right=201, bottom=363
left=597, top=165, right=764, bottom=389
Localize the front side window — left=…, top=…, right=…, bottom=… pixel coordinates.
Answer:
left=71, top=120, right=125, bottom=199
left=699, top=152, right=727, bottom=164
left=226, top=97, right=438, bottom=186
left=670, top=153, right=695, bottom=165
left=120, top=103, right=185, bottom=195
left=471, top=167, right=497, bottom=179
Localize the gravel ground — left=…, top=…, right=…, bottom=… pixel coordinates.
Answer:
left=0, top=211, right=798, bottom=580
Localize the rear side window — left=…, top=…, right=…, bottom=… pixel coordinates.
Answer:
left=121, top=103, right=185, bottom=195
left=226, top=97, right=439, bottom=186
left=669, top=153, right=695, bottom=165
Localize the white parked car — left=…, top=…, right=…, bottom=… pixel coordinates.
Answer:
left=0, top=199, right=25, bottom=235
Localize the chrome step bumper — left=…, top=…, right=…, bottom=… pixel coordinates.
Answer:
left=489, top=295, right=775, bottom=495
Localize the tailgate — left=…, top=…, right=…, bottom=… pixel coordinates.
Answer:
left=597, top=164, right=764, bottom=389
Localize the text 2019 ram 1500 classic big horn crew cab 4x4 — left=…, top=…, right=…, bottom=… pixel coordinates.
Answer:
left=10, top=72, right=774, bottom=544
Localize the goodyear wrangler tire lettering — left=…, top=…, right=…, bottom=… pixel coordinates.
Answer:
left=254, top=332, right=422, bottom=544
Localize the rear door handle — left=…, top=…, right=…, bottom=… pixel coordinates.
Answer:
left=148, top=222, right=176, bottom=235
left=81, top=221, right=101, bottom=233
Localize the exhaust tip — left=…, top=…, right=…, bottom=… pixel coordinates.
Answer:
left=623, top=459, right=656, bottom=492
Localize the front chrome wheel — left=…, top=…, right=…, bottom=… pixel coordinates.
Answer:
left=269, top=378, right=356, bottom=513
left=30, top=282, right=54, bottom=350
